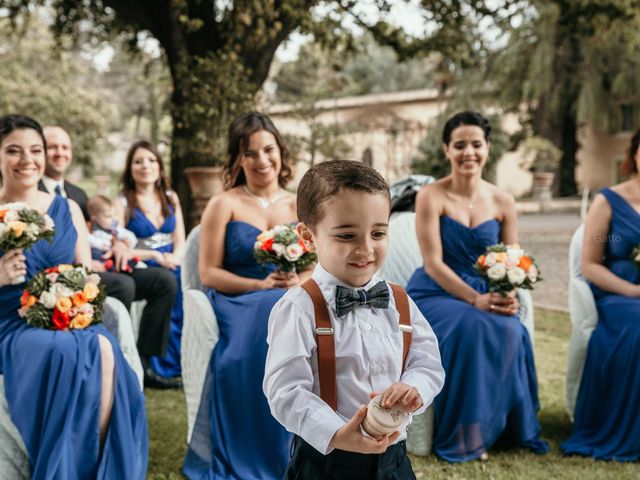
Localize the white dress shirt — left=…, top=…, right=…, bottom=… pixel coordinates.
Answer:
left=263, top=264, right=445, bottom=455
left=41, top=175, right=67, bottom=198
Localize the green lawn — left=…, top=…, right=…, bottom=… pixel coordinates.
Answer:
left=146, top=310, right=640, bottom=479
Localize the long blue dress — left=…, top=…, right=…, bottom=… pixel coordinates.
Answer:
left=0, top=196, right=148, bottom=479
left=406, top=215, right=548, bottom=462
left=127, top=207, right=183, bottom=377
left=183, top=221, right=292, bottom=479
left=562, top=188, right=640, bottom=461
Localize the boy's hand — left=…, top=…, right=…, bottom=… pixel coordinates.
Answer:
left=371, top=382, right=423, bottom=413
left=329, top=405, right=400, bottom=454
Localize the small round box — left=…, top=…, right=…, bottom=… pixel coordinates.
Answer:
left=362, top=393, right=408, bottom=439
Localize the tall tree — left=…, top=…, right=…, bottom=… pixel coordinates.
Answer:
left=489, top=0, right=640, bottom=195
left=0, top=0, right=499, bottom=220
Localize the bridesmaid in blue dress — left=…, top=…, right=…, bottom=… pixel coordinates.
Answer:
left=0, top=114, right=147, bottom=478
left=183, top=112, right=311, bottom=479
left=406, top=111, right=548, bottom=462
left=562, top=128, right=640, bottom=461
left=115, top=140, right=186, bottom=379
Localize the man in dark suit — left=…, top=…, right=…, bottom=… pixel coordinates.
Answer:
left=41, top=126, right=181, bottom=389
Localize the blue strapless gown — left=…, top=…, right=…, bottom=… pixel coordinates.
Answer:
left=127, top=207, right=183, bottom=378
left=406, top=215, right=548, bottom=462
left=562, top=188, right=640, bottom=461
left=183, top=221, right=292, bottom=479
left=0, top=196, right=148, bottom=479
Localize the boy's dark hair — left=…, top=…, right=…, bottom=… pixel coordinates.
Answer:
left=442, top=111, right=492, bottom=145
left=87, top=195, right=112, bottom=218
left=297, top=160, right=390, bottom=227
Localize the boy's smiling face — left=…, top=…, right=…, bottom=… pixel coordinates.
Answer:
left=298, top=189, right=390, bottom=288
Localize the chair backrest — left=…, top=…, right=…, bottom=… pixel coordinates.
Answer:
left=569, top=224, right=585, bottom=280
left=182, top=224, right=205, bottom=292
left=380, top=212, right=422, bottom=287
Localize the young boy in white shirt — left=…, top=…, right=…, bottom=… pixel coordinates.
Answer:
left=263, top=160, right=445, bottom=479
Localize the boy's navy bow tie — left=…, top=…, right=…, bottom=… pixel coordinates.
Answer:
left=335, top=281, right=390, bottom=317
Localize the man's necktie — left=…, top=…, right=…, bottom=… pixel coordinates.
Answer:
left=54, top=185, right=63, bottom=196
left=335, top=281, right=390, bottom=317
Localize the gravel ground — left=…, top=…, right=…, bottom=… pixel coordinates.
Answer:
left=518, top=212, right=582, bottom=311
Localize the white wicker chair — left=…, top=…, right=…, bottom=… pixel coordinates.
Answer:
left=565, top=225, right=598, bottom=421
left=380, top=211, right=537, bottom=456
left=0, top=297, right=143, bottom=480
left=180, top=225, right=220, bottom=442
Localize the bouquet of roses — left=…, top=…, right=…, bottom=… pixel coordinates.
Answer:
left=630, top=246, right=640, bottom=269
left=474, top=243, right=540, bottom=294
left=0, top=202, right=55, bottom=284
left=18, top=264, right=106, bottom=330
left=253, top=224, right=317, bottom=273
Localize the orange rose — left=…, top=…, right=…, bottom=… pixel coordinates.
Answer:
left=25, top=295, right=37, bottom=308
left=70, top=314, right=92, bottom=329
left=7, top=221, right=26, bottom=237
left=83, top=283, right=99, bottom=301
left=477, top=255, right=486, bottom=267
left=72, top=292, right=87, bottom=307
left=518, top=256, right=533, bottom=271
left=20, top=290, right=30, bottom=307
left=55, top=297, right=73, bottom=313
left=0, top=209, right=6, bottom=221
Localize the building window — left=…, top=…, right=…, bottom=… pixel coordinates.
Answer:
left=362, top=148, right=373, bottom=166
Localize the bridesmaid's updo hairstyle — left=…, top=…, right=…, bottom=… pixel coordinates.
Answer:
left=223, top=111, right=293, bottom=189
left=297, top=160, right=390, bottom=228
left=442, top=111, right=492, bottom=145
left=620, top=127, right=640, bottom=176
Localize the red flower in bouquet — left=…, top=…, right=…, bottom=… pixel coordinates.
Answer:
left=52, top=308, right=71, bottom=330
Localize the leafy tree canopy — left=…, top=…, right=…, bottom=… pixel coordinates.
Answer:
left=0, top=15, right=111, bottom=173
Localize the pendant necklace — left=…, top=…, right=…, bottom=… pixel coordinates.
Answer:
left=243, top=185, right=285, bottom=209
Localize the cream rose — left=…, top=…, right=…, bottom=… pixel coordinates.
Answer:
left=507, top=266, right=526, bottom=285
left=272, top=243, right=286, bottom=256
left=487, top=263, right=506, bottom=281
left=527, top=265, right=538, bottom=282
left=39, top=290, right=57, bottom=309
left=485, top=252, right=497, bottom=267
left=284, top=243, right=303, bottom=261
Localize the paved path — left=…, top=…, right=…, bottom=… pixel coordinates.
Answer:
left=518, top=212, right=582, bottom=311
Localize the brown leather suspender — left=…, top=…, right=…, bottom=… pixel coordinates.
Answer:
left=300, top=278, right=413, bottom=411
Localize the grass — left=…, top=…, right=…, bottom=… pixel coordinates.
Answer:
left=146, top=310, right=640, bottom=479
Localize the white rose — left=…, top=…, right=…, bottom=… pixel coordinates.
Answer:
left=485, top=252, right=497, bottom=267
left=79, top=303, right=95, bottom=315
left=507, top=266, right=526, bottom=285
left=527, top=265, right=538, bottom=283
left=284, top=243, right=303, bottom=261
left=86, top=273, right=101, bottom=285
left=254, top=240, right=262, bottom=250
left=506, top=247, right=524, bottom=263
left=273, top=225, right=289, bottom=234
left=39, top=291, right=57, bottom=309
left=272, top=243, right=286, bottom=256
left=487, top=263, right=506, bottom=281
left=43, top=215, right=54, bottom=231
left=3, top=210, right=18, bottom=222
left=26, top=223, right=40, bottom=237
left=52, top=283, right=74, bottom=299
